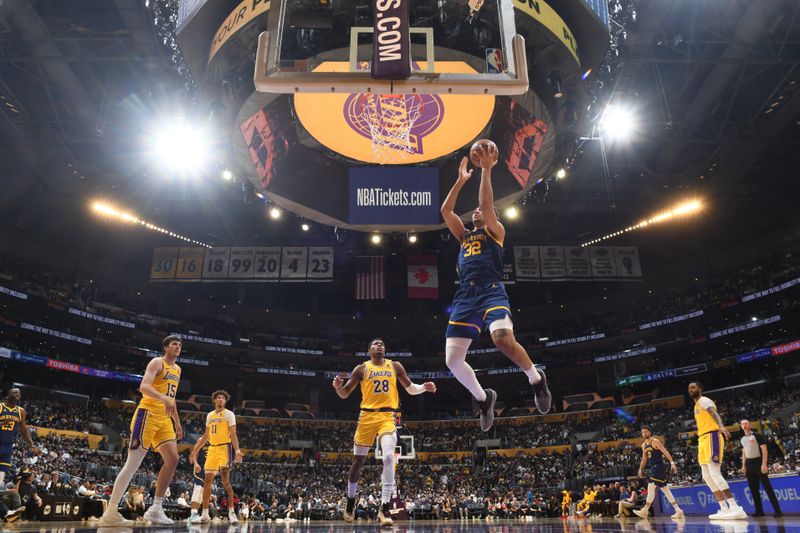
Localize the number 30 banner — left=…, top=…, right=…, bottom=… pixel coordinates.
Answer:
left=150, top=246, right=333, bottom=282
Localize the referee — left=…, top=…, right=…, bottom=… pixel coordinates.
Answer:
left=739, top=419, right=782, bottom=517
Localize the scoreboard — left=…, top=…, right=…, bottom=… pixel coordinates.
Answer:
left=150, top=246, right=333, bottom=282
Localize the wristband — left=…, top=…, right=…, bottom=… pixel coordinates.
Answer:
left=405, top=383, right=426, bottom=395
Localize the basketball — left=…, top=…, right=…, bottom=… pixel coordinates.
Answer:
left=470, top=139, right=498, bottom=167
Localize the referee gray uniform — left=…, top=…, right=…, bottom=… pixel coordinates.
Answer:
left=740, top=431, right=782, bottom=516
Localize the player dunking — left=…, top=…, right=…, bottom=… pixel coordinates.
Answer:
left=99, top=335, right=184, bottom=526
left=633, top=426, right=683, bottom=519
left=0, top=388, right=42, bottom=487
left=188, top=390, right=243, bottom=524
left=440, top=143, right=551, bottom=431
left=333, top=338, right=436, bottom=526
left=687, top=381, right=746, bottom=520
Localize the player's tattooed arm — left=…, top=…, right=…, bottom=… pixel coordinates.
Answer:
left=333, top=364, right=365, bottom=399
left=654, top=437, right=677, bottom=473
left=707, top=406, right=730, bottom=439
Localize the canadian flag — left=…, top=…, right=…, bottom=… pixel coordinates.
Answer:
left=407, top=255, right=438, bottom=299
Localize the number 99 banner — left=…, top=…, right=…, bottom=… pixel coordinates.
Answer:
left=150, top=246, right=333, bottom=282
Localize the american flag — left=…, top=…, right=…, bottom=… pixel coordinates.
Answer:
left=355, top=256, right=385, bottom=300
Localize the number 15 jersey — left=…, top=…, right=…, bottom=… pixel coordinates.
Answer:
left=360, top=359, right=399, bottom=411
left=139, top=358, right=181, bottom=415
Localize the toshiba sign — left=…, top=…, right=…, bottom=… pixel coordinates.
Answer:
left=771, top=340, right=800, bottom=356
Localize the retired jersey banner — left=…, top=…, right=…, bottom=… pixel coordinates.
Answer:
left=513, top=246, right=540, bottom=281
left=407, top=255, right=438, bottom=299
left=512, top=246, right=642, bottom=281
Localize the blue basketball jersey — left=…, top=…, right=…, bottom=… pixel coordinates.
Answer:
left=0, top=404, right=21, bottom=446
left=457, top=227, right=504, bottom=284
left=644, top=439, right=664, bottom=467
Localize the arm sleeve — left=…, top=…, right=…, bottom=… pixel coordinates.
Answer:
left=224, top=409, right=236, bottom=427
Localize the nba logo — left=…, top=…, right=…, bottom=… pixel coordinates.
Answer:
left=486, top=48, right=504, bottom=74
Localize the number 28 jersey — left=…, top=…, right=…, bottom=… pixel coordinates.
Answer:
left=360, top=360, right=399, bottom=411
left=139, top=358, right=181, bottom=416
left=458, top=227, right=504, bottom=284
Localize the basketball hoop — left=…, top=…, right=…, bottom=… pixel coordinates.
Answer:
left=356, top=93, right=424, bottom=164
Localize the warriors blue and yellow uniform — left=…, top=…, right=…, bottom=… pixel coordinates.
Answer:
left=446, top=226, right=511, bottom=339
left=204, top=409, right=236, bottom=471
left=354, top=359, right=399, bottom=448
left=643, top=438, right=668, bottom=487
left=694, top=396, right=724, bottom=465
left=0, top=403, right=21, bottom=473
left=129, top=358, right=181, bottom=451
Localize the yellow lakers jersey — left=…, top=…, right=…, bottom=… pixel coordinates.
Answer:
left=360, top=359, right=399, bottom=410
left=139, top=358, right=181, bottom=415
left=694, top=396, right=720, bottom=435
left=206, top=408, right=235, bottom=445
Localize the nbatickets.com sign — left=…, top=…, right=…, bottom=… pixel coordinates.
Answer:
left=349, top=167, right=439, bottom=225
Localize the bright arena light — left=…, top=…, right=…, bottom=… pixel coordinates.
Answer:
left=581, top=199, right=704, bottom=247
left=150, top=119, right=211, bottom=173
left=222, top=169, right=233, bottom=181
left=600, top=104, right=637, bottom=141
left=91, top=200, right=211, bottom=248
left=556, top=168, right=567, bottom=179
left=269, top=207, right=282, bottom=219
left=408, top=234, right=418, bottom=244
left=371, top=234, right=382, bottom=244
left=504, top=206, right=519, bottom=219
left=301, top=222, right=310, bottom=232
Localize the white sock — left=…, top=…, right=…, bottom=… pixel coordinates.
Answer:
left=347, top=481, right=358, bottom=498
left=153, top=496, right=163, bottom=507
left=718, top=500, right=729, bottom=511
left=446, top=338, right=486, bottom=402
left=191, top=509, right=198, bottom=516
left=726, top=498, right=738, bottom=509
left=202, top=508, right=210, bottom=517
left=108, top=447, right=147, bottom=508
left=524, top=365, right=541, bottom=384
left=0, top=472, right=4, bottom=485
left=229, top=507, right=235, bottom=514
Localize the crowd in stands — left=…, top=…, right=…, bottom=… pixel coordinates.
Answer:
left=1, top=381, right=796, bottom=522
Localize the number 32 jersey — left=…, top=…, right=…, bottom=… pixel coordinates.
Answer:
left=360, top=360, right=399, bottom=411
left=458, top=227, right=504, bottom=284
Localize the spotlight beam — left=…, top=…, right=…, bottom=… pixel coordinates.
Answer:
left=91, top=201, right=211, bottom=248
left=581, top=199, right=704, bottom=247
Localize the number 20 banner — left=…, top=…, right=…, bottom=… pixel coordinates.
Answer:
left=150, top=246, right=333, bottom=282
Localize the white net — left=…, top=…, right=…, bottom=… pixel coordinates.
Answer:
left=357, top=94, right=424, bottom=164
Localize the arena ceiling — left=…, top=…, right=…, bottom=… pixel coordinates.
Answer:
left=0, top=0, right=799, bottom=260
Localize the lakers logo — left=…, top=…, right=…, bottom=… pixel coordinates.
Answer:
left=293, top=61, right=495, bottom=164
left=343, top=93, right=443, bottom=155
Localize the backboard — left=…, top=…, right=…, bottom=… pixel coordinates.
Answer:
left=254, top=0, right=528, bottom=94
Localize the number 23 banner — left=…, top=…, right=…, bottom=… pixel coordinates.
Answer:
left=150, top=246, right=333, bottom=282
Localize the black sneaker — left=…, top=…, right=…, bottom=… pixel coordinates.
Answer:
left=343, top=497, right=356, bottom=523
left=533, top=368, right=552, bottom=414
left=478, top=389, right=497, bottom=432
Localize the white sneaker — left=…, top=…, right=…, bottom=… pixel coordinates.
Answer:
left=671, top=508, right=685, bottom=519
left=188, top=514, right=210, bottom=524
left=98, top=508, right=135, bottom=527
left=144, top=505, right=174, bottom=525
left=229, top=511, right=239, bottom=524
left=633, top=508, right=649, bottom=519
left=709, top=509, right=729, bottom=520
left=726, top=506, right=747, bottom=520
